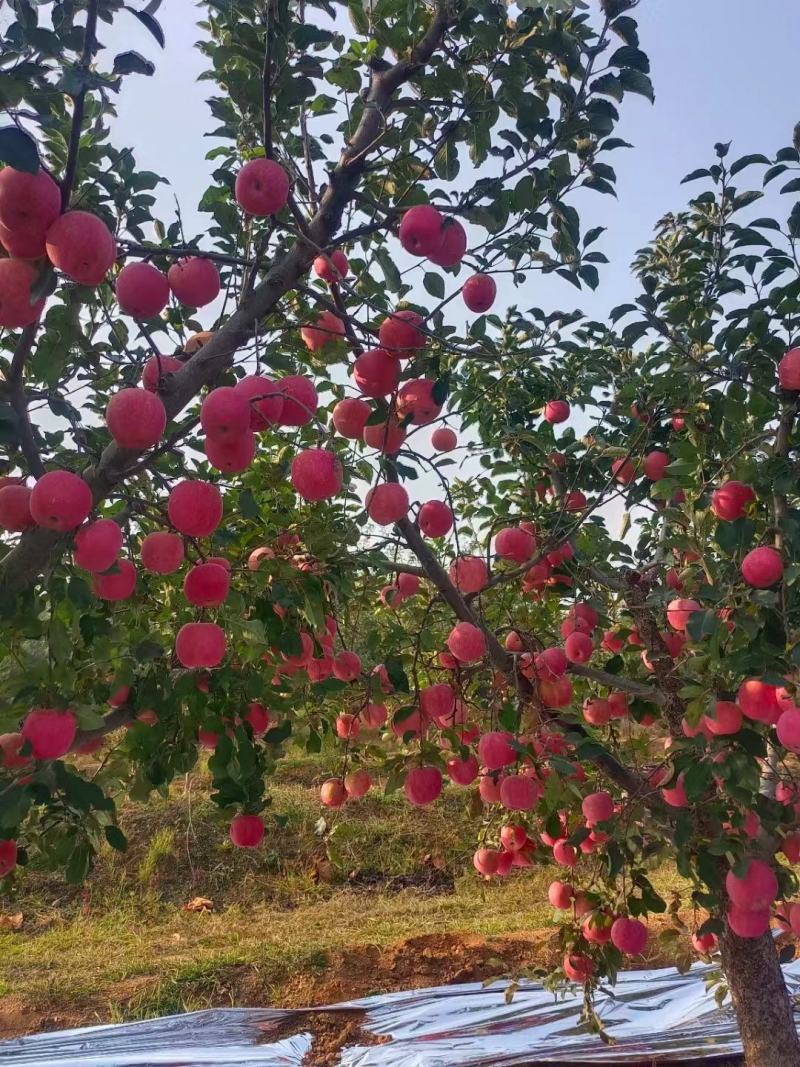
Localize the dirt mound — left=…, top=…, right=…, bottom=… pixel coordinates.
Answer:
left=260, top=1009, right=389, bottom=1066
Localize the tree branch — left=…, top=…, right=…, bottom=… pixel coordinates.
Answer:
left=61, top=0, right=99, bottom=209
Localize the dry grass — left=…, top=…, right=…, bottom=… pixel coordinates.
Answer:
left=0, top=753, right=691, bottom=1038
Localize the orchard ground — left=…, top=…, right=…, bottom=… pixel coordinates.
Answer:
left=0, top=744, right=749, bottom=1046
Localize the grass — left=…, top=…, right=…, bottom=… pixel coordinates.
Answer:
left=0, top=751, right=690, bottom=1038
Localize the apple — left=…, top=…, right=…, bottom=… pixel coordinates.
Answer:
left=167, top=257, right=220, bottom=307
left=175, top=622, right=226, bottom=668
left=446, top=621, right=486, bottom=663
left=741, top=546, right=783, bottom=588
left=418, top=499, right=453, bottom=537
left=363, top=418, right=406, bottom=454
left=141, top=531, right=184, bottom=574
left=168, top=480, right=222, bottom=537
left=21, top=707, right=77, bottom=759
left=495, top=526, right=535, bottom=563
left=0, top=166, right=60, bottom=233
left=643, top=450, right=670, bottom=481
left=431, top=427, right=457, bottom=452
left=398, top=204, right=443, bottom=256
left=0, top=484, right=34, bottom=531
left=462, top=273, right=496, bottom=312
left=141, top=354, right=183, bottom=391
left=778, top=346, right=800, bottom=390
left=92, top=558, right=136, bottom=601
left=234, top=375, right=284, bottom=429
left=448, top=555, right=488, bottom=593
left=116, top=262, right=170, bottom=317
left=30, top=470, right=92, bottom=531
left=106, top=388, right=167, bottom=449
left=396, top=377, right=442, bottom=424
left=300, top=310, right=344, bottom=351
left=332, top=651, right=361, bottom=682
left=291, top=448, right=343, bottom=501
left=184, top=562, right=230, bottom=607
left=544, top=400, right=569, bottom=424
left=276, top=374, right=318, bottom=426
left=0, top=259, right=46, bottom=328
left=404, top=765, right=442, bottom=805
left=365, top=482, right=409, bottom=525
left=352, top=348, right=400, bottom=398
left=428, top=218, right=466, bottom=267
left=378, top=309, right=426, bottom=355
left=313, top=249, right=349, bottom=283
left=201, top=386, right=250, bottom=441
left=74, top=518, right=123, bottom=573
left=229, top=813, right=264, bottom=848
left=711, top=481, right=754, bottom=521
left=234, top=158, right=290, bottom=215
left=46, top=210, right=115, bottom=285
left=610, top=916, right=647, bottom=956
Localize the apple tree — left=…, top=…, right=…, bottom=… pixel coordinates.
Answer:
left=1, top=1, right=800, bottom=1063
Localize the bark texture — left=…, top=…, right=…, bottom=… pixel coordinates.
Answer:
left=720, top=927, right=800, bottom=1066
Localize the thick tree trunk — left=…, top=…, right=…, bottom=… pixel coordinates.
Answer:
left=720, top=927, right=800, bottom=1066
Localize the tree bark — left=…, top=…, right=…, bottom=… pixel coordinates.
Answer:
left=720, top=927, right=800, bottom=1066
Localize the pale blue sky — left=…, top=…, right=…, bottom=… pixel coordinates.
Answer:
left=107, top=0, right=800, bottom=321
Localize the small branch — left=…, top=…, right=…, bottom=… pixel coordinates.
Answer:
left=61, top=0, right=99, bottom=209
left=568, top=664, right=665, bottom=705
left=262, top=1, right=274, bottom=160
left=119, top=240, right=254, bottom=268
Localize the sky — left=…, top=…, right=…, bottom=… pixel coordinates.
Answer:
left=106, top=0, right=800, bottom=322
left=94, top=1, right=800, bottom=537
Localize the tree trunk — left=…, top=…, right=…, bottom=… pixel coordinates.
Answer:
left=720, top=927, right=800, bottom=1066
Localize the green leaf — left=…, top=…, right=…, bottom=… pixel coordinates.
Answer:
left=124, top=6, right=165, bottom=47
left=423, top=272, right=445, bottom=299
left=681, top=168, right=711, bottom=184
left=729, top=153, right=771, bottom=176
left=780, top=177, right=800, bottom=195
left=619, top=68, right=654, bottom=103
left=112, top=51, right=156, bottom=77
left=0, top=126, right=40, bottom=173
left=105, top=826, right=128, bottom=852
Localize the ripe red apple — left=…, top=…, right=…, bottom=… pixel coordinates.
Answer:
left=643, top=450, right=670, bottom=481
left=141, top=531, right=184, bottom=574
left=711, top=480, right=754, bottom=521
left=500, top=773, right=539, bottom=810
left=777, top=708, right=800, bottom=753
left=544, top=399, right=569, bottom=424
left=461, top=273, right=496, bottom=312
left=30, top=470, right=92, bottom=531
left=0, top=484, right=34, bottom=531
left=46, top=210, right=115, bottom=285
left=0, top=839, right=18, bottom=878
left=778, top=347, right=800, bottom=390
left=300, top=310, right=344, bottom=351
left=611, top=458, right=636, bottom=485
left=565, top=631, right=593, bottom=663
left=168, top=480, right=222, bottom=538
left=610, top=916, right=647, bottom=956
left=235, top=158, right=290, bottom=215
left=362, top=702, right=388, bottom=729
left=478, top=731, right=517, bottom=770
left=536, top=647, right=568, bottom=678
left=726, top=858, right=778, bottom=910
left=106, top=388, right=167, bottom=450
left=583, top=698, right=611, bottom=726
left=176, top=622, right=226, bottom=668
left=702, top=700, right=742, bottom=736
left=737, top=679, right=782, bottom=724
left=332, top=651, right=361, bottom=682
left=446, top=621, right=486, bottom=663
left=548, top=880, right=574, bottom=909
left=21, top=707, right=77, bottom=759
left=141, top=354, right=183, bottom=391
left=116, top=262, right=170, bottom=318
left=428, top=218, right=467, bottom=267
left=396, top=377, right=442, bottom=425
left=398, top=204, right=443, bottom=256
left=671, top=411, right=686, bottom=431
left=473, top=848, right=500, bottom=876
left=168, top=257, right=220, bottom=307
left=313, top=248, right=349, bottom=283
left=0, top=220, right=46, bottom=258
left=352, top=348, right=400, bottom=398
left=404, top=765, right=442, bottom=806
left=92, top=557, right=136, bottom=600
left=336, top=713, right=360, bottom=739
left=420, top=683, right=455, bottom=722
left=741, top=546, right=783, bottom=588
left=205, top=430, right=256, bottom=473
left=0, top=258, right=47, bottom=328
left=184, top=562, right=230, bottom=607
left=418, top=499, right=453, bottom=537
left=0, top=166, right=60, bottom=233
left=552, top=839, right=577, bottom=867
left=582, top=791, right=614, bottom=825
left=332, top=397, right=370, bottom=439
left=691, top=931, right=718, bottom=954
left=396, top=572, right=419, bottom=598
left=447, top=753, right=479, bottom=785
left=365, top=482, right=409, bottom=525
left=320, top=778, right=347, bottom=808
left=229, top=813, right=264, bottom=848
left=201, top=386, right=250, bottom=441
left=363, top=417, right=406, bottom=454
left=378, top=309, right=426, bottom=355
left=661, top=773, right=689, bottom=808
left=666, top=597, right=701, bottom=631
left=563, top=952, right=594, bottom=983
left=74, top=518, right=123, bottom=573
left=448, top=555, right=488, bottom=593
left=630, top=401, right=650, bottom=423
left=564, top=490, right=586, bottom=512
left=276, top=374, right=318, bottom=426
left=495, top=526, right=535, bottom=563
left=727, top=906, right=770, bottom=938
left=539, top=675, right=572, bottom=708
left=431, top=427, right=457, bottom=452
left=234, top=375, right=284, bottom=429
left=244, top=702, right=271, bottom=735
left=344, top=768, right=371, bottom=798
left=291, top=448, right=343, bottom=501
